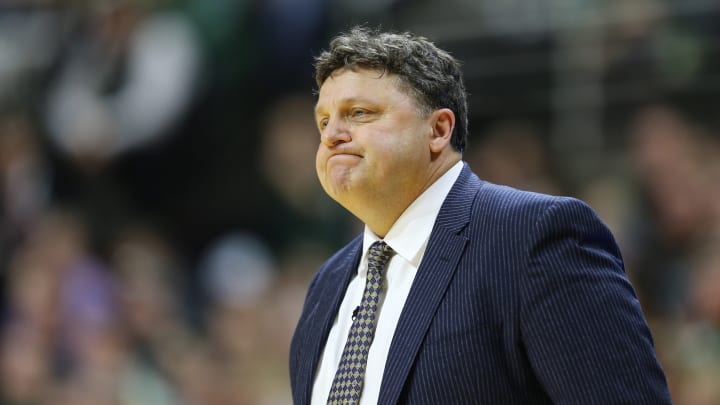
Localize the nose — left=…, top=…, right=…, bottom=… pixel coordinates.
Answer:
left=320, top=117, right=351, bottom=147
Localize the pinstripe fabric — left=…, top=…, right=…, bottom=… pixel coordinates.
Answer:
left=290, top=163, right=672, bottom=404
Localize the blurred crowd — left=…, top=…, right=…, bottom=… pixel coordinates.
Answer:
left=1, top=0, right=719, bottom=404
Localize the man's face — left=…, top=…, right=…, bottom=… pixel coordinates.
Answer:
left=314, top=68, right=434, bottom=213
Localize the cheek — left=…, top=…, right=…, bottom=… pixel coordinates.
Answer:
left=315, top=144, right=325, bottom=165
left=375, top=131, right=425, bottom=163
left=315, top=148, right=325, bottom=180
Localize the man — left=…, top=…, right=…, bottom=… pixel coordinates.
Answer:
left=290, top=27, right=672, bottom=404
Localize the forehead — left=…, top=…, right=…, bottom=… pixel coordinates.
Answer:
left=315, top=68, right=407, bottom=107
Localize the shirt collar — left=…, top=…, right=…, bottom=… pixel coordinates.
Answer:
left=362, top=161, right=464, bottom=268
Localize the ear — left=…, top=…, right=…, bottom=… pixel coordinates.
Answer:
left=429, top=108, right=455, bottom=153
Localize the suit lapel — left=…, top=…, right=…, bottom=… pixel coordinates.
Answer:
left=297, top=238, right=363, bottom=404
left=377, top=164, right=483, bottom=404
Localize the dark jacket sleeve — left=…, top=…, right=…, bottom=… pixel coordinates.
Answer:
left=519, top=197, right=672, bottom=404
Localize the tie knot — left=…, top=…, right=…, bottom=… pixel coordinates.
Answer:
left=368, top=241, right=394, bottom=268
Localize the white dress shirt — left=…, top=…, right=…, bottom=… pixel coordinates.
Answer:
left=311, top=161, right=463, bottom=405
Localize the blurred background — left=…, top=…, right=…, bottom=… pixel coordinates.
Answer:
left=1, top=0, right=719, bottom=403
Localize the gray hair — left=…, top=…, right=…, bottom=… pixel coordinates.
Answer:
left=314, top=26, right=469, bottom=152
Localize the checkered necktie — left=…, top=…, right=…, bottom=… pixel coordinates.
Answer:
left=327, top=241, right=394, bottom=405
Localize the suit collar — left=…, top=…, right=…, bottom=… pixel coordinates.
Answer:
left=378, top=163, right=484, bottom=404
left=433, top=162, right=481, bottom=233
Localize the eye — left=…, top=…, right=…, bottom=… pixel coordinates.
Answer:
left=350, top=108, right=366, bottom=118
left=318, top=118, right=329, bottom=130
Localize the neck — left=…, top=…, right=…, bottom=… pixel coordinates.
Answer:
left=353, top=155, right=461, bottom=238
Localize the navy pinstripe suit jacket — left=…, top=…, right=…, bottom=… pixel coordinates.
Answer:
left=290, top=163, right=671, bottom=404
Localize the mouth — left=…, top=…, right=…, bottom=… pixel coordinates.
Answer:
left=328, top=149, right=362, bottom=160
left=328, top=153, right=362, bottom=163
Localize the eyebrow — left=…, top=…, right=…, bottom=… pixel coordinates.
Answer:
left=315, top=97, right=379, bottom=115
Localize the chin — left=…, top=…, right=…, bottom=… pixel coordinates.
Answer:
left=326, top=183, right=353, bottom=202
